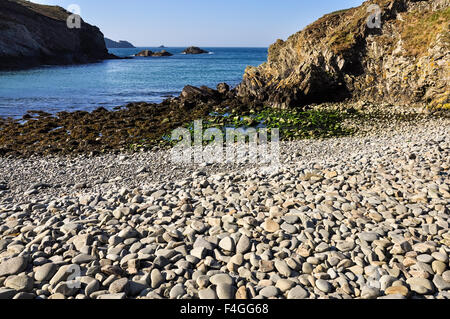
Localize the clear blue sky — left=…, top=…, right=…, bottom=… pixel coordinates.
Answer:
left=32, top=0, right=364, bottom=47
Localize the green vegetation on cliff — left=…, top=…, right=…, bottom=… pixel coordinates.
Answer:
left=11, top=0, right=70, bottom=21
left=399, top=7, right=450, bottom=57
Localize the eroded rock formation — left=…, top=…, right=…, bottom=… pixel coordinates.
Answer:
left=237, top=0, right=449, bottom=108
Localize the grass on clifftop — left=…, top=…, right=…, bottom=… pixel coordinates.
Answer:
left=12, top=0, right=70, bottom=21
left=399, top=7, right=450, bottom=57
left=288, top=0, right=450, bottom=56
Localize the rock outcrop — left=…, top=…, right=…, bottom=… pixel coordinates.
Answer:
left=0, top=0, right=115, bottom=70
left=237, top=0, right=449, bottom=109
left=182, top=46, right=209, bottom=54
left=135, top=50, right=173, bottom=57
left=104, top=38, right=135, bottom=48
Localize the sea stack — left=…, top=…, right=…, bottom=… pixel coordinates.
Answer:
left=182, top=46, right=209, bottom=54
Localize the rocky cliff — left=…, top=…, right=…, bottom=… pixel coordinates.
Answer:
left=0, top=0, right=113, bottom=70
left=237, top=0, right=449, bottom=109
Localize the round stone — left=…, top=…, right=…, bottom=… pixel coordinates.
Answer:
left=236, top=235, right=251, bottom=254
left=0, top=256, right=28, bottom=277
left=275, top=259, right=292, bottom=278
left=34, top=263, right=56, bottom=282
left=358, top=232, right=379, bottom=242
left=263, top=219, right=280, bottom=233
left=109, top=278, right=129, bottom=294
left=219, top=237, right=235, bottom=252
left=198, top=287, right=217, bottom=299
left=287, top=286, right=308, bottom=299
left=417, top=254, right=434, bottom=263
left=190, top=221, right=207, bottom=233
left=337, top=240, right=355, bottom=252
left=150, top=269, right=164, bottom=289
left=269, top=206, right=282, bottom=217
left=259, top=260, right=274, bottom=273
left=432, top=252, right=448, bottom=263
left=385, top=285, right=409, bottom=297
left=302, top=262, right=313, bottom=274
left=49, top=265, right=74, bottom=286
left=169, top=284, right=186, bottom=299
left=5, top=275, right=34, bottom=292
left=315, top=279, right=331, bottom=293
left=259, top=286, right=279, bottom=298
left=275, top=279, right=295, bottom=292
left=210, top=273, right=233, bottom=286
left=406, top=278, right=434, bottom=295
left=229, top=254, right=244, bottom=266
left=361, top=286, right=380, bottom=299
left=216, top=283, right=234, bottom=299
left=432, top=260, right=446, bottom=275
left=281, top=223, right=297, bottom=234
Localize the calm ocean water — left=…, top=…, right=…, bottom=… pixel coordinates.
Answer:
left=0, top=47, right=267, bottom=118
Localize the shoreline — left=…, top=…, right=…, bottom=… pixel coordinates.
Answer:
left=1, top=90, right=448, bottom=158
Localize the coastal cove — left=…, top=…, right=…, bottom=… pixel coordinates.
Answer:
left=0, top=0, right=449, bottom=303
left=0, top=47, right=267, bottom=118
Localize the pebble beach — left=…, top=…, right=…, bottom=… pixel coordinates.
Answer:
left=0, top=107, right=449, bottom=300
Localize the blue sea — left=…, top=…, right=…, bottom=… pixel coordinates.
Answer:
left=0, top=47, right=267, bottom=118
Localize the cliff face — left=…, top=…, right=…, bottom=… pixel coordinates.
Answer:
left=0, top=0, right=111, bottom=70
left=238, top=0, right=449, bottom=109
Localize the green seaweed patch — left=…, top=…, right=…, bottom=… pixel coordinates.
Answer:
left=162, top=108, right=354, bottom=146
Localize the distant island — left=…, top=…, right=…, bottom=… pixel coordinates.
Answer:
left=182, top=46, right=209, bottom=54
left=105, top=38, right=135, bottom=48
